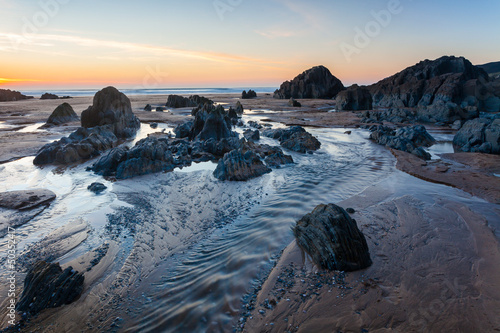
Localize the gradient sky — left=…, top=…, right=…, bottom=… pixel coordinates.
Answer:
left=1, top=0, right=499, bottom=89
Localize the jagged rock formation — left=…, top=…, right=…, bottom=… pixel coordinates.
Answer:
left=288, top=98, right=302, bottom=107
left=144, top=104, right=152, bottom=111
left=17, top=261, right=84, bottom=316
left=41, top=103, right=79, bottom=128
left=0, top=89, right=33, bottom=102
left=335, top=84, right=372, bottom=111
left=453, top=117, right=500, bottom=154
left=263, top=126, right=321, bottom=153
left=166, top=95, right=213, bottom=108
left=242, top=90, right=257, bottom=99
left=243, top=129, right=260, bottom=142
left=367, top=56, right=499, bottom=123
left=274, top=66, right=345, bottom=99
left=213, top=147, right=271, bottom=181
left=293, top=204, right=372, bottom=272
left=40, top=93, right=59, bottom=100
left=370, top=125, right=435, bottom=160
left=190, top=104, right=236, bottom=141
left=81, top=86, right=140, bottom=138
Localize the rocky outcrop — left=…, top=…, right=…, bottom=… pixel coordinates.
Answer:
left=453, top=117, right=500, bottom=154
left=0, top=189, right=56, bottom=210
left=243, top=129, right=260, bottom=142
left=144, top=104, right=152, bottom=111
left=288, top=98, right=302, bottom=107
left=213, top=148, right=271, bottom=181
left=40, top=93, right=59, bottom=100
left=335, top=84, right=372, bottom=111
left=87, top=182, right=107, bottom=194
left=41, top=103, right=79, bottom=127
left=293, top=204, right=372, bottom=272
left=361, top=108, right=417, bottom=124
left=174, top=121, right=194, bottom=139
left=91, top=137, right=175, bottom=179
left=81, top=86, right=140, bottom=138
left=190, top=104, right=236, bottom=141
left=166, top=95, right=213, bottom=108
left=17, top=261, right=84, bottom=316
left=274, top=66, right=345, bottom=99
left=34, top=126, right=117, bottom=165
left=263, top=126, right=321, bottom=153
left=242, top=90, right=257, bottom=99
left=234, top=101, right=244, bottom=114
left=0, top=89, right=33, bottom=102
left=367, top=56, right=499, bottom=123
left=370, top=125, right=435, bottom=160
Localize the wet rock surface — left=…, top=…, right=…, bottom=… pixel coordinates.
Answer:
left=274, top=65, right=345, bottom=99
left=0, top=189, right=56, bottom=211
left=293, top=203, right=372, bottom=272
left=17, top=261, right=84, bottom=316
left=166, top=95, right=213, bottom=108
left=453, top=117, right=500, bottom=154
left=213, top=147, right=271, bottom=181
left=243, top=129, right=260, bottom=142
left=190, top=104, right=236, bottom=141
left=87, top=182, right=107, bottom=194
left=263, top=126, right=321, bottom=153
left=41, top=103, right=79, bottom=127
left=370, top=125, right=435, bottom=160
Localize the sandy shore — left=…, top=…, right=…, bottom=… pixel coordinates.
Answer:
left=0, top=94, right=499, bottom=332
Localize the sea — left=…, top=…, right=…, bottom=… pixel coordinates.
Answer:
left=19, top=87, right=277, bottom=98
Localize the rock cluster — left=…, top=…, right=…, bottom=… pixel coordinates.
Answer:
left=0, top=89, right=33, bottom=102
left=41, top=103, right=79, bottom=128
left=453, top=117, right=500, bottom=154
left=40, top=93, right=59, bottom=100
left=17, top=261, right=84, bottom=316
left=242, top=90, right=257, bottom=99
left=274, top=66, right=345, bottom=99
left=335, top=84, right=372, bottom=111
left=263, top=126, right=321, bottom=153
left=34, top=87, right=140, bottom=166
left=370, top=125, right=435, bottom=160
left=293, top=204, right=372, bottom=272
left=165, top=95, right=213, bottom=108
left=367, top=56, right=499, bottom=123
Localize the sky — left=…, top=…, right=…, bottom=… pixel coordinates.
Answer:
left=1, top=0, right=499, bottom=90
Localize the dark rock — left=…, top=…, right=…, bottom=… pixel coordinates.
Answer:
left=156, top=106, right=165, bottom=112
left=242, top=90, right=257, bottom=99
left=247, top=121, right=263, bottom=129
left=274, top=66, right=345, bottom=99
left=0, top=189, right=56, bottom=210
left=370, top=125, right=435, bottom=160
left=150, top=122, right=158, bottom=129
left=367, top=56, right=498, bottom=123
left=91, top=137, right=175, bottom=179
left=81, top=86, right=140, bottom=138
left=346, top=208, right=356, bottom=214
left=87, top=182, right=107, bottom=194
left=40, top=93, right=59, bottom=100
left=264, top=151, right=294, bottom=168
left=293, top=204, right=372, bottom=271
left=335, top=84, right=372, bottom=111
left=34, top=126, right=118, bottom=165
left=0, top=89, right=33, bottom=102
left=244, top=129, right=260, bottom=142
left=362, top=108, right=417, bottom=124
left=453, top=118, right=500, bottom=154
left=288, top=98, right=302, bottom=107
left=42, top=103, right=79, bottom=127
left=166, top=95, right=213, bottom=108
left=190, top=104, right=236, bottom=141
left=214, top=147, right=271, bottom=181
left=263, top=126, right=321, bottom=153
left=174, top=121, right=194, bottom=139
left=228, top=107, right=239, bottom=125
left=234, top=101, right=244, bottom=114
left=144, top=104, right=152, bottom=111
left=17, top=261, right=84, bottom=316
left=452, top=120, right=463, bottom=130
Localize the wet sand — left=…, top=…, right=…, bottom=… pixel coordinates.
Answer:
left=0, top=94, right=499, bottom=332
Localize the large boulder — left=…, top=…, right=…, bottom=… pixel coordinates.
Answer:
left=370, top=125, right=435, bottom=160
left=242, top=90, right=257, bottom=99
left=165, top=95, right=213, bottom=108
left=335, top=84, right=372, bottom=111
left=42, top=103, right=79, bottom=127
left=17, top=261, right=84, bottom=316
left=0, top=89, right=33, bottom=102
left=190, top=104, right=236, bottom=141
left=40, top=93, right=59, bottom=100
left=81, top=86, right=140, bottom=138
left=274, top=66, right=345, bottom=99
left=293, top=204, right=372, bottom=272
left=453, top=118, right=500, bottom=154
left=367, top=56, right=499, bottom=123
left=34, top=126, right=117, bottom=165
left=174, top=121, right=194, bottom=139
left=262, top=126, right=321, bottom=153
left=213, top=148, right=271, bottom=181
left=0, top=189, right=56, bottom=210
